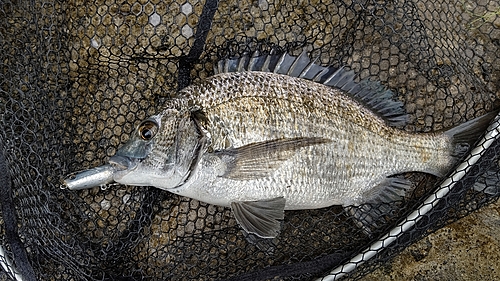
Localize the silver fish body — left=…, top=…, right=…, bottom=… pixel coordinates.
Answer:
left=70, top=53, right=494, bottom=238
left=157, top=71, right=451, bottom=208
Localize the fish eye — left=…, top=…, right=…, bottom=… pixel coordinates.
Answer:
left=138, top=120, right=158, bottom=140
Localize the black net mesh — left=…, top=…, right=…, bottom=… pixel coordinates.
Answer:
left=1, top=0, right=499, bottom=280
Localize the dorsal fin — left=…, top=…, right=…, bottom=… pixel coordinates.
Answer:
left=214, top=51, right=408, bottom=127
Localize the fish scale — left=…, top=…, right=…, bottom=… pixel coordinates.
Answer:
left=189, top=73, right=451, bottom=172
left=168, top=71, right=458, bottom=211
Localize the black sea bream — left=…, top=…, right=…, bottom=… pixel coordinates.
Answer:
left=65, top=52, right=495, bottom=238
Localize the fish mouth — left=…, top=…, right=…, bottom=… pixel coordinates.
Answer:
left=109, top=155, right=136, bottom=170
left=109, top=155, right=139, bottom=180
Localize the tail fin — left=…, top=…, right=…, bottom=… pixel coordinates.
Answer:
left=445, top=110, right=499, bottom=157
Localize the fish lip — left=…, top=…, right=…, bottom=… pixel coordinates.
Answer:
left=109, top=155, right=140, bottom=182
left=109, top=155, right=137, bottom=171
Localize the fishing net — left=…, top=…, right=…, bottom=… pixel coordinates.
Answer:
left=1, top=0, right=499, bottom=280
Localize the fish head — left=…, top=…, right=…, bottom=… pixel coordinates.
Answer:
left=109, top=105, right=204, bottom=190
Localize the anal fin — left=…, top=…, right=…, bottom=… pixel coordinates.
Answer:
left=231, top=197, right=286, bottom=238
left=348, top=177, right=413, bottom=234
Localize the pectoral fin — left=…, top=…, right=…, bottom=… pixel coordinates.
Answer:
left=230, top=197, right=286, bottom=238
left=215, top=137, right=330, bottom=180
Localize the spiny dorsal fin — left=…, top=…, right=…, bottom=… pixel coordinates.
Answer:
left=214, top=51, right=408, bottom=127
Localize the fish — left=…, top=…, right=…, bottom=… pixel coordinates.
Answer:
left=64, top=51, right=496, bottom=238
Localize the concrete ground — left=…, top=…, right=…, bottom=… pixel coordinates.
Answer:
left=361, top=198, right=500, bottom=281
